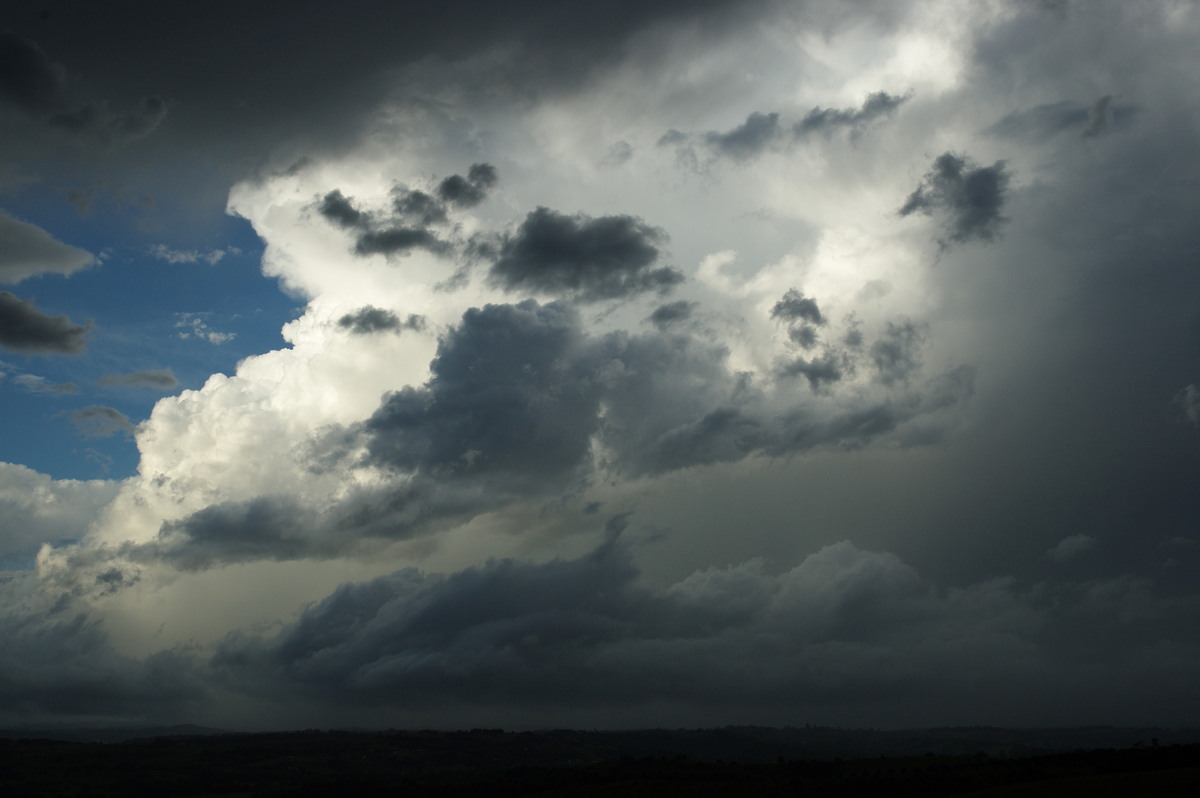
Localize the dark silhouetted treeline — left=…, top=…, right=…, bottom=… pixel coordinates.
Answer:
left=1, top=726, right=1198, bottom=796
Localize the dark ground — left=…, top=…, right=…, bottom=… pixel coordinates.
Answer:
left=2, top=725, right=1198, bottom=796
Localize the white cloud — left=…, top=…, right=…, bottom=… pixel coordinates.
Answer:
left=149, top=244, right=239, bottom=265
left=0, top=462, right=118, bottom=563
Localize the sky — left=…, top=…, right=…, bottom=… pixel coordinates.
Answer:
left=2, top=0, right=1200, bottom=731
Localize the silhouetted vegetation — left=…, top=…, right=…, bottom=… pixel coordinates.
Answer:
left=1, top=726, right=1198, bottom=796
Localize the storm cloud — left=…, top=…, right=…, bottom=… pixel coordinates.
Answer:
left=8, top=0, right=1200, bottom=733
left=899, top=152, right=1010, bottom=244
left=212, top=537, right=1200, bottom=727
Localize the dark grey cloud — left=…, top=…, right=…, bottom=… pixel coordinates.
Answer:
left=0, top=212, right=95, bottom=283
left=0, top=29, right=166, bottom=149
left=671, top=91, right=907, bottom=166
left=794, top=90, right=908, bottom=137
left=337, top=306, right=426, bottom=335
left=70, top=405, right=135, bottom=438
left=770, top=288, right=824, bottom=325
left=646, top=300, right=697, bottom=330
left=776, top=352, right=845, bottom=390
left=47, top=95, right=168, bottom=145
left=365, top=300, right=604, bottom=489
left=489, top=207, right=682, bottom=301
left=0, top=576, right=202, bottom=724
left=436, top=162, right=498, bottom=208
left=1, top=1, right=753, bottom=221
left=152, top=496, right=315, bottom=571
left=316, top=189, right=366, bottom=229
left=788, top=324, right=819, bottom=349
left=354, top=226, right=449, bottom=257
left=318, top=167, right=493, bottom=257
left=899, top=152, right=1010, bottom=245
left=869, top=320, right=926, bottom=386
left=703, top=111, right=781, bottom=160
left=987, top=95, right=1137, bottom=141
left=212, top=537, right=1200, bottom=727
left=392, top=188, right=448, bottom=226
left=97, top=368, right=178, bottom=390
left=0, top=291, right=90, bottom=354
left=0, top=29, right=65, bottom=113
left=75, top=299, right=975, bottom=572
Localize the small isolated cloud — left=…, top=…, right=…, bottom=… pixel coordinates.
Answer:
left=1046, top=533, right=1096, bottom=562
left=0, top=212, right=95, bottom=284
left=489, top=207, right=681, bottom=302
left=600, top=140, right=634, bottom=168
left=316, top=189, right=367, bottom=229
left=148, top=244, right=237, bottom=265
left=647, top=300, right=697, bottom=330
left=899, top=152, right=1010, bottom=245
left=337, top=307, right=426, bottom=335
left=98, top=369, right=179, bottom=390
left=771, top=288, right=825, bottom=325
left=175, top=313, right=234, bottom=344
left=0, top=292, right=90, bottom=354
left=436, top=163, right=498, bottom=208
left=13, top=373, right=76, bottom=393
left=70, top=405, right=135, bottom=438
left=795, top=91, right=909, bottom=138
left=1175, top=384, right=1200, bottom=426
left=704, top=111, right=782, bottom=161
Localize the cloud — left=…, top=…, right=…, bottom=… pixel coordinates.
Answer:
left=317, top=185, right=453, bottom=258
left=337, top=306, right=426, bottom=335
left=148, top=244, right=236, bottom=265
left=316, top=189, right=367, bottom=229
left=0, top=30, right=166, bottom=147
left=899, top=153, right=1010, bottom=245
left=436, top=162, right=498, bottom=208
left=175, top=313, right=234, bottom=344
left=794, top=90, right=909, bottom=137
left=771, top=289, right=825, bottom=325
left=14, top=373, right=77, bottom=393
left=0, top=30, right=66, bottom=113
left=211, top=537, right=1200, bottom=728
left=97, top=369, right=179, bottom=390
left=1175, top=384, right=1200, bottom=426
left=0, top=462, right=118, bottom=563
left=869, top=320, right=926, bottom=386
left=364, top=300, right=605, bottom=491
left=0, top=292, right=90, bottom=354
left=0, top=212, right=95, bottom=283
left=48, top=96, right=169, bottom=145
left=0, top=574, right=202, bottom=724
left=703, top=111, right=782, bottom=161
left=489, top=207, right=682, bottom=301
left=646, top=300, right=697, bottom=330
left=1046, top=533, right=1096, bottom=562
left=70, top=405, right=136, bottom=438
left=986, top=96, right=1137, bottom=141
